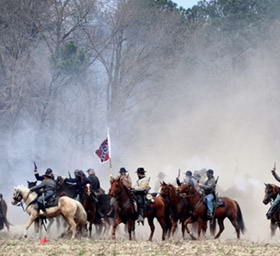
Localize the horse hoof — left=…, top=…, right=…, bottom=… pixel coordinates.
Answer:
left=24, top=234, right=27, bottom=239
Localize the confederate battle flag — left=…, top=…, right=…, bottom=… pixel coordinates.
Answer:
left=95, top=138, right=110, bottom=163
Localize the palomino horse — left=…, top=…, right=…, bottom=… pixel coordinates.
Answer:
left=180, top=184, right=245, bottom=240
left=160, top=182, right=192, bottom=238
left=11, top=186, right=87, bottom=239
left=109, top=178, right=137, bottom=240
left=263, top=183, right=280, bottom=237
left=27, top=180, right=62, bottom=236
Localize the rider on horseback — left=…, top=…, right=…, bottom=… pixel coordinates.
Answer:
left=117, top=168, right=132, bottom=188
left=133, top=167, right=150, bottom=224
left=177, top=170, right=199, bottom=190
left=30, top=169, right=56, bottom=216
left=266, top=166, right=280, bottom=219
left=199, top=169, right=216, bottom=219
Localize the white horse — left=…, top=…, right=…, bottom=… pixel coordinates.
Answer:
left=12, top=186, right=87, bottom=239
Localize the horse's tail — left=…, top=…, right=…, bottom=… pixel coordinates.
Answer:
left=235, top=200, right=245, bottom=234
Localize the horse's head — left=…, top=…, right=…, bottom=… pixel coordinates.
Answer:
left=56, top=176, right=64, bottom=186
left=109, top=178, right=124, bottom=198
left=27, top=180, right=37, bottom=188
left=179, top=183, right=196, bottom=195
left=159, top=181, right=174, bottom=199
left=84, top=183, right=92, bottom=196
left=263, top=183, right=279, bottom=205
left=11, top=186, right=25, bottom=205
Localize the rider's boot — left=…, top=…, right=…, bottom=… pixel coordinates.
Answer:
left=137, top=208, right=144, bottom=225
left=207, top=210, right=213, bottom=220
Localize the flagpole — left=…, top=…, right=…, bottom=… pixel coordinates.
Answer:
left=107, top=127, right=113, bottom=176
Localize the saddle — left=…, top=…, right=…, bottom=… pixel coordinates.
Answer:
left=215, top=197, right=225, bottom=207
left=44, top=194, right=58, bottom=208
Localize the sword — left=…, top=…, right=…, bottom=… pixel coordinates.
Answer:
left=33, top=161, right=37, bottom=171
left=177, top=169, right=181, bottom=179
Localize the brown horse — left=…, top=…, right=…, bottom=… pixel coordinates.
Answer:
left=109, top=177, right=168, bottom=241
left=160, top=182, right=191, bottom=238
left=109, top=177, right=136, bottom=240
left=180, top=184, right=245, bottom=240
left=263, top=183, right=280, bottom=237
left=144, top=193, right=168, bottom=241
left=81, top=183, right=98, bottom=237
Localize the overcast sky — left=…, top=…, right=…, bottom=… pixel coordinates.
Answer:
left=173, top=0, right=199, bottom=9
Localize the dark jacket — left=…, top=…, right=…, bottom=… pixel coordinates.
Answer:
left=34, top=171, right=54, bottom=181
left=30, top=178, right=56, bottom=193
left=65, top=176, right=89, bottom=195
left=87, top=174, right=100, bottom=192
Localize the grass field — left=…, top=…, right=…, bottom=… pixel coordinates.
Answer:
left=0, top=237, right=280, bottom=256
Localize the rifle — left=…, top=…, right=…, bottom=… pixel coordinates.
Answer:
left=273, top=162, right=276, bottom=172
left=68, top=171, right=72, bottom=179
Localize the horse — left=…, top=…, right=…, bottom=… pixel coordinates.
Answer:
left=263, top=183, right=280, bottom=237
left=180, top=184, right=245, bottom=240
left=11, top=186, right=87, bottom=239
left=109, top=177, right=136, bottom=240
left=81, top=183, right=100, bottom=237
left=27, top=180, right=63, bottom=236
left=160, top=181, right=194, bottom=238
left=56, top=176, right=78, bottom=198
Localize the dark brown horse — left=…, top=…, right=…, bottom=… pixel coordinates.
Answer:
left=160, top=182, right=191, bottom=238
left=263, top=183, right=280, bottom=237
left=180, top=184, right=245, bottom=240
left=109, top=177, right=136, bottom=240
left=81, top=183, right=98, bottom=237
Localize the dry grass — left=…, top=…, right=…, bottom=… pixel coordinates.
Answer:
left=0, top=236, right=280, bottom=256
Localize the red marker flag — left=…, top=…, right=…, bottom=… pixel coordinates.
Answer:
left=95, top=138, right=110, bottom=163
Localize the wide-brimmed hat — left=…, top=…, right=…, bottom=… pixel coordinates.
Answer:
left=119, top=167, right=127, bottom=173
left=136, top=167, right=146, bottom=174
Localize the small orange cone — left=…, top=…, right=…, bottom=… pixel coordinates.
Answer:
left=39, top=237, right=49, bottom=244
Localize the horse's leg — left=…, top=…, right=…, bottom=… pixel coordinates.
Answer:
left=56, top=216, right=61, bottom=232
left=24, top=214, right=38, bottom=238
left=127, top=219, right=134, bottom=240
left=89, top=222, right=92, bottom=238
left=171, top=219, right=178, bottom=236
left=184, top=217, right=197, bottom=240
left=229, top=216, right=240, bottom=239
left=214, top=218, right=225, bottom=239
left=112, top=218, right=121, bottom=240
left=65, top=217, right=77, bottom=239
left=271, top=221, right=277, bottom=237
left=181, top=221, right=185, bottom=239
left=147, top=217, right=155, bottom=241
left=156, top=216, right=166, bottom=241
left=210, top=218, right=216, bottom=237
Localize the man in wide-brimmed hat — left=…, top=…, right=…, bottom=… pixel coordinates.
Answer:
left=133, top=167, right=150, bottom=224
left=116, top=167, right=132, bottom=188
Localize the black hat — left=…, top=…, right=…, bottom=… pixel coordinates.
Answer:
left=120, top=167, right=127, bottom=173
left=136, top=167, right=146, bottom=174
left=186, top=170, right=192, bottom=176
left=45, top=168, right=53, bottom=177
left=207, top=169, right=214, bottom=175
